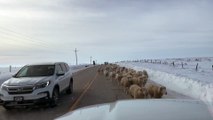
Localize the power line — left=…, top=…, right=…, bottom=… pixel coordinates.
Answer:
left=0, top=26, right=73, bottom=54
left=0, top=27, right=48, bottom=44
left=0, top=26, right=51, bottom=48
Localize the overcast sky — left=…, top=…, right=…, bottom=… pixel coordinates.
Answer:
left=0, top=0, right=213, bottom=66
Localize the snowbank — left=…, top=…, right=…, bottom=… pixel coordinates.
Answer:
left=118, top=62, right=213, bottom=104
left=70, top=64, right=92, bottom=73
left=0, top=73, right=14, bottom=85
left=0, top=67, right=19, bottom=85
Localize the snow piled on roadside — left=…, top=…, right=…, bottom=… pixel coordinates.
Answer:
left=0, top=67, right=20, bottom=85
left=70, top=64, right=92, bottom=73
left=118, top=62, right=213, bottom=104
left=0, top=73, right=15, bottom=85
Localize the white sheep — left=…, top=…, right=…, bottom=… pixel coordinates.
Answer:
left=129, top=84, right=149, bottom=99
left=109, top=71, right=116, bottom=81
left=103, top=70, right=109, bottom=77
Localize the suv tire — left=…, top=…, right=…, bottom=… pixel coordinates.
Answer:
left=50, top=87, right=59, bottom=107
left=66, top=80, right=73, bottom=94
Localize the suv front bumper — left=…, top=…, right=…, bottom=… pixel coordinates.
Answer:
left=0, top=91, right=50, bottom=106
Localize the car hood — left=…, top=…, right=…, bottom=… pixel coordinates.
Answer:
left=56, top=99, right=213, bottom=120
left=3, top=76, right=52, bottom=86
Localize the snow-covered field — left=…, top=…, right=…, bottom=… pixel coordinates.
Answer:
left=118, top=57, right=213, bottom=104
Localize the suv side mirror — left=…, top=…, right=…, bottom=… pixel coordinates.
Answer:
left=12, top=73, right=17, bottom=78
left=56, top=71, right=65, bottom=76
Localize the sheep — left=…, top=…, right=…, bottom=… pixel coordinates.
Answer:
left=145, top=83, right=167, bottom=98
left=104, top=65, right=111, bottom=71
left=120, top=77, right=133, bottom=94
left=136, top=71, right=143, bottom=77
left=132, top=77, right=143, bottom=86
left=129, top=84, right=149, bottom=99
left=97, top=67, right=104, bottom=74
left=115, top=67, right=121, bottom=74
left=138, top=76, right=148, bottom=86
left=112, top=66, right=118, bottom=71
left=142, top=70, right=148, bottom=78
left=127, top=69, right=136, bottom=75
left=123, top=68, right=128, bottom=73
left=115, top=73, right=123, bottom=85
left=119, top=67, right=126, bottom=73
left=109, top=71, right=116, bottom=81
left=103, top=70, right=109, bottom=77
left=126, top=74, right=132, bottom=79
left=122, top=72, right=133, bottom=78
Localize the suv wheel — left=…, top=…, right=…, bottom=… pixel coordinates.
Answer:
left=50, top=87, right=59, bottom=107
left=66, top=80, right=73, bottom=94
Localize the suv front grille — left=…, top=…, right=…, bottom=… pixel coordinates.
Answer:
left=7, top=86, right=34, bottom=95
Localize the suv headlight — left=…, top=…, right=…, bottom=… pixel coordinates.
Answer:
left=33, top=81, right=50, bottom=90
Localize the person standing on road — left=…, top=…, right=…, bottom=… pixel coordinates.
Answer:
left=93, top=61, right=96, bottom=66
left=196, top=63, right=199, bottom=71
left=172, top=61, right=175, bottom=67
left=181, top=62, right=184, bottom=68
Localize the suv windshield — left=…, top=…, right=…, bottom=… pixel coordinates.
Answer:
left=15, top=65, right=55, bottom=77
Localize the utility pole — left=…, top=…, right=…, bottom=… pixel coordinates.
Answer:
left=9, top=65, right=12, bottom=72
left=90, top=56, right=92, bottom=64
left=74, top=48, right=78, bottom=65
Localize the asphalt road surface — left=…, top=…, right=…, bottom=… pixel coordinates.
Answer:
left=0, top=65, right=191, bottom=120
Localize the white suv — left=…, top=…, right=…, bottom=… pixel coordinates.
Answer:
left=0, top=62, right=73, bottom=110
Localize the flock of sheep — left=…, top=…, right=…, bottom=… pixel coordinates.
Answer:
left=98, top=64, right=167, bottom=99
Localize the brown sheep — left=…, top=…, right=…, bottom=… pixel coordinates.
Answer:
left=142, top=70, right=148, bottom=78
left=138, top=76, right=148, bottom=86
left=115, top=67, right=121, bottom=74
left=145, top=83, right=167, bottom=98
left=132, top=77, right=143, bottom=86
left=136, top=71, right=143, bottom=77
left=119, top=67, right=126, bottom=72
left=104, top=65, right=111, bottom=71
left=127, top=69, right=136, bottom=75
left=129, top=84, right=149, bottom=99
left=120, top=77, right=133, bottom=94
left=97, top=67, right=104, bottom=74
left=122, top=73, right=132, bottom=79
